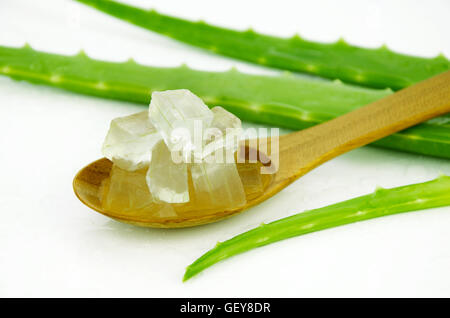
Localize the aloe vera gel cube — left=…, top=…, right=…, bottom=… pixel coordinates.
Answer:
left=102, top=89, right=248, bottom=209
left=201, top=106, right=242, bottom=162
left=146, top=140, right=190, bottom=203
left=190, top=162, right=246, bottom=209
left=210, top=106, right=241, bottom=132
left=102, top=164, right=155, bottom=212
left=149, top=89, right=214, bottom=154
left=102, top=111, right=161, bottom=171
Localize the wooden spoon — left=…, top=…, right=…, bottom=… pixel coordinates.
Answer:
left=74, top=71, right=450, bottom=228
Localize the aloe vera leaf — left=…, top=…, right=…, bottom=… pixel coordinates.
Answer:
left=0, top=45, right=449, bottom=159
left=75, top=0, right=450, bottom=91
left=183, top=176, right=450, bottom=281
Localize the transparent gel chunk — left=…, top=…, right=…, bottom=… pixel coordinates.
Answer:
left=146, top=140, right=189, bottom=203
left=102, top=111, right=161, bottom=171
left=201, top=106, right=242, bottom=163
left=102, top=164, right=155, bottom=212
left=102, top=164, right=177, bottom=218
left=236, top=162, right=264, bottom=199
left=148, top=89, right=213, bottom=153
left=190, top=162, right=246, bottom=210
left=210, top=106, right=241, bottom=132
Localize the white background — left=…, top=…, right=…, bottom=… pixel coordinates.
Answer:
left=1, top=0, right=449, bottom=297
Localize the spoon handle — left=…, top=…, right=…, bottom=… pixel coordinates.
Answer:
left=282, top=71, right=450, bottom=178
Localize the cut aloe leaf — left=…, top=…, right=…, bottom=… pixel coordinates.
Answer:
left=75, top=0, right=450, bottom=91
left=184, top=175, right=450, bottom=281
left=0, top=45, right=448, bottom=159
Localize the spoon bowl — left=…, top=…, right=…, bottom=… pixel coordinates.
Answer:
left=74, top=71, right=450, bottom=228
left=73, top=156, right=275, bottom=228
